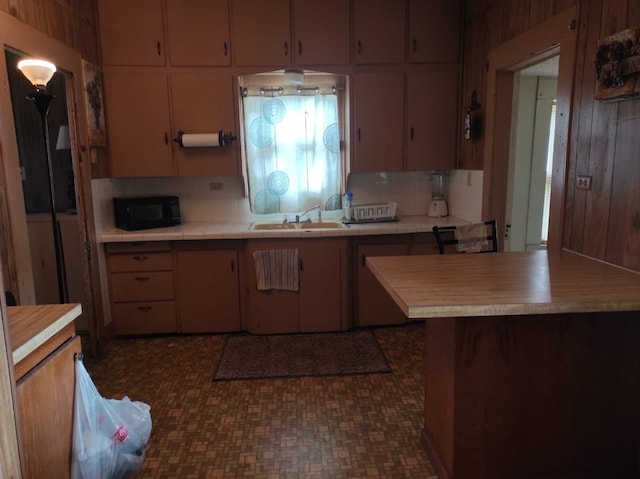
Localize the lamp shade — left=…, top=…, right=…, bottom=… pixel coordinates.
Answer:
left=284, top=69, right=304, bottom=85
left=17, top=59, right=56, bottom=89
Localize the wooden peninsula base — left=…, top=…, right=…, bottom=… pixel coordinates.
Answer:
left=422, top=312, right=640, bottom=479
left=366, top=251, right=640, bottom=479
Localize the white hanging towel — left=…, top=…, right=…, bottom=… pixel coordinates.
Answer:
left=455, top=223, right=489, bottom=253
left=253, top=249, right=299, bottom=291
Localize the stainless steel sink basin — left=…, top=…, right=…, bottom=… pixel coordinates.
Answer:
left=249, top=222, right=297, bottom=230
left=249, top=221, right=347, bottom=231
left=298, top=221, right=347, bottom=229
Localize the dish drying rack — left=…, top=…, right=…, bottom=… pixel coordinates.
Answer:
left=345, top=201, right=398, bottom=223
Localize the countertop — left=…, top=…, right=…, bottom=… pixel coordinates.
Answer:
left=8, top=303, right=82, bottom=379
left=99, top=215, right=468, bottom=242
left=366, top=249, right=640, bottom=319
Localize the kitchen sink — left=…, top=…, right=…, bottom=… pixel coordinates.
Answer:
left=297, top=221, right=347, bottom=229
left=249, top=222, right=298, bottom=230
left=249, top=221, right=347, bottom=231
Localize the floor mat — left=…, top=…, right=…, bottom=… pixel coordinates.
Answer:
left=214, top=329, right=391, bottom=381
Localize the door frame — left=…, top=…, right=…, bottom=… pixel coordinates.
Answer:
left=0, top=10, right=104, bottom=353
left=482, top=5, right=579, bottom=253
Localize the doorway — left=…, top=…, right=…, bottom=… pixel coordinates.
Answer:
left=4, top=49, right=87, bottom=330
left=481, top=6, right=578, bottom=253
left=504, top=57, right=559, bottom=251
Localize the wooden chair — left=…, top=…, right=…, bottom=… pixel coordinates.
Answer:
left=432, top=219, right=498, bottom=254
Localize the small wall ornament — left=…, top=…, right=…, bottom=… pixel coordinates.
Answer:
left=82, top=60, right=107, bottom=146
left=594, top=25, right=640, bottom=101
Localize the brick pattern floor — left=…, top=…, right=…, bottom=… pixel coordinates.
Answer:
left=86, top=322, right=437, bottom=478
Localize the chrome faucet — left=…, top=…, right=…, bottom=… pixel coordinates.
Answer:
left=295, top=205, right=320, bottom=223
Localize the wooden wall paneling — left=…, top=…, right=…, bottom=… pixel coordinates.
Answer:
left=508, top=0, right=532, bottom=39
left=582, top=0, right=628, bottom=258
left=606, top=105, right=640, bottom=269
left=564, top=0, right=603, bottom=251
left=529, top=0, right=556, bottom=26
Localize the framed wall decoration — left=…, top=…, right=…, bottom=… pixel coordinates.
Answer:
left=594, top=26, right=640, bottom=101
left=81, top=59, right=107, bottom=146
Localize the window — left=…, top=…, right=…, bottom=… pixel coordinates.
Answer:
left=239, top=72, right=346, bottom=215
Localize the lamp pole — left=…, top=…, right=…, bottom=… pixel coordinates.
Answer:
left=26, top=92, right=69, bottom=304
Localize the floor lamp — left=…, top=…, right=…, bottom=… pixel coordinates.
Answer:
left=17, top=58, right=68, bottom=304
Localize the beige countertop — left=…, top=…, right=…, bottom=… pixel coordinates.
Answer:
left=8, top=303, right=82, bottom=379
left=99, top=215, right=468, bottom=242
left=367, top=249, right=640, bottom=319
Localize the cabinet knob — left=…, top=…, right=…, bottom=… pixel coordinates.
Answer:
left=357, top=40, right=362, bottom=55
left=410, top=127, right=414, bottom=140
left=230, top=259, right=235, bottom=272
left=412, top=38, right=417, bottom=54
left=135, top=276, right=150, bottom=282
left=298, top=41, right=302, bottom=56
left=284, top=41, right=289, bottom=57
left=138, top=305, right=152, bottom=312
left=133, top=255, right=148, bottom=261
left=156, top=41, right=161, bottom=56
left=223, top=41, right=228, bottom=57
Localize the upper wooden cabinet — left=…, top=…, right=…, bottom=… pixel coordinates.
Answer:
left=230, top=0, right=291, bottom=66
left=353, top=72, right=405, bottom=173
left=408, top=0, right=461, bottom=63
left=104, top=68, right=239, bottom=178
left=103, top=68, right=174, bottom=177
left=166, top=0, right=231, bottom=66
left=353, top=0, right=406, bottom=64
left=406, top=70, right=458, bottom=171
left=98, top=0, right=165, bottom=66
left=170, top=72, right=239, bottom=177
left=292, top=0, right=350, bottom=65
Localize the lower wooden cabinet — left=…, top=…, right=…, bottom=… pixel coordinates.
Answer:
left=106, top=242, right=178, bottom=335
left=354, top=238, right=410, bottom=326
left=175, top=241, right=241, bottom=333
left=243, top=238, right=348, bottom=334
left=16, top=335, right=81, bottom=479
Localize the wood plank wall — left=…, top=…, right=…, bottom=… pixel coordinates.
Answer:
left=461, top=0, right=640, bottom=271
left=0, top=0, right=99, bottom=63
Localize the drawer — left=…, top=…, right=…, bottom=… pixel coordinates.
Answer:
left=109, top=252, right=173, bottom=272
left=112, top=301, right=177, bottom=335
left=110, top=271, right=174, bottom=302
left=106, top=241, right=170, bottom=254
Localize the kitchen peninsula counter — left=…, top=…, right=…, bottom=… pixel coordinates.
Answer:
left=367, top=250, right=640, bottom=479
left=98, top=215, right=467, bottom=242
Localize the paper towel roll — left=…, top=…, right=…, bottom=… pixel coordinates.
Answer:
left=179, top=132, right=221, bottom=148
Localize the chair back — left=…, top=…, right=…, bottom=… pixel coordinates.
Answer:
left=432, top=220, right=498, bottom=254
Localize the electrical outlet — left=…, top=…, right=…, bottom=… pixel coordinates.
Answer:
left=576, top=175, right=592, bottom=191
left=209, top=182, right=223, bottom=191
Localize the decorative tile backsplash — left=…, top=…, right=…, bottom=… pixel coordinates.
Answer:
left=92, top=169, right=483, bottom=233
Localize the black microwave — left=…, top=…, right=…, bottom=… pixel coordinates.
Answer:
left=113, top=196, right=181, bottom=231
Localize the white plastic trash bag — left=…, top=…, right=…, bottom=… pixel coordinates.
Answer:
left=71, top=354, right=152, bottom=479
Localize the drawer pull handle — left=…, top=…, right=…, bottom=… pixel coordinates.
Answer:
left=135, top=276, right=150, bottom=282
left=223, top=41, right=228, bottom=57
left=284, top=41, right=288, bottom=56
left=133, top=255, right=148, bottom=261
left=230, top=259, right=235, bottom=272
left=138, top=306, right=152, bottom=312
left=361, top=254, right=366, bottom=267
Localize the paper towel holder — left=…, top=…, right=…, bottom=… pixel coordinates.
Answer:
left=173, top=130, right=237, bottom=148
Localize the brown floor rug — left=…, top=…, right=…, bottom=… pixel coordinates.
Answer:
left=214, top=329, right=391, bottom=381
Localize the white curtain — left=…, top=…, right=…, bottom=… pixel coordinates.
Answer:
left=242, top=93, right=341, bottom=214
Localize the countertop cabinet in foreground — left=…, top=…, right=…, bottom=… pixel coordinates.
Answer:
left=243, top=238, right=347, bottom=334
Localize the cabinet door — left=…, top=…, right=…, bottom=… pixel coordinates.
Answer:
left=104, top=69, right=174, bottom=177
left=244, top=239, right=298, bottom=334
left=408, top=0, right=461, bottom=63
left=16, top=336, right=81, bottom=479
left=292, top=0, right=349, bottom=65
left=98, top=0, right=165, bottom=66
left=406, top=71, right=457, bottom=171
left=171, top=72, right=239, bottom=177
left=353, top=0, right=405, bottom=64
left=410, top=232, right=441, bottom=255
left=166, top=0, right=231, bottom=66
left=356, top=243, right=409, bottom=326
left=176, top=246, right=241, bottom=333
left=353, top=73, right=405, bottom=173
left=231, top=0, right=291, bottom=66
left=298, top=239, right=346, bottom=332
